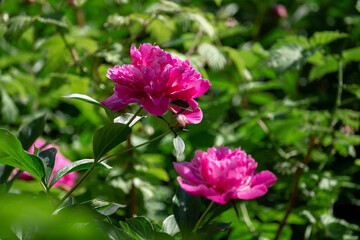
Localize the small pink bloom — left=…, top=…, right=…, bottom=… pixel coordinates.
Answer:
left=173, top=146, right=277, bottom=204
left=18, top=139, right=78, bottom=190
left=102, top=43, right=211, bottom=121
left=271, top=4, right=288, bottom=18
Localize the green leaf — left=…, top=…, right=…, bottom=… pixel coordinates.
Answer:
left=170, top=100, right=191, bottom=111
left=122, top=217, right=155, bottom=240
left=0, top=52, right=42, bottom=69
left=93, top=123, right=132, bottom=161
left=185, top=13, right=215, bottom=39
left=172, top=186, right=201, bottom=238
left=309, top=55, right=338, bottom=81
left=0, top=129, right=45, bottom=182
left=264, top=43, right=315, bottom=74
left=85, top=199, right=126, bottom=216
left=146, top=16, right=173, bottom=44
left=49, top=159, right=111, bottom=188
left=97, top=220, right=136, bottom=240
left=5, top=15, right=33, bottom=39
left=63, top=94, right=115, bottom=121
left=18, top=115, right=46, bottom=151
left=162, top=215, right=180, bottom=237
left=38, top=147, right=57, bottom=185
left=198, top=43, right=226, bottom=70
left=342, top=47, right=360, bottom=63
left=173, top=136, right=185, bottom=160
left=1, top=89, right=19, bottom=123
left=199, top=222, right=231, bottom=235
left=114, top=113, right=145, bottom=127
left=36, top=12, right=67, bottom=28
left=309, top=31, right=348, bottom=47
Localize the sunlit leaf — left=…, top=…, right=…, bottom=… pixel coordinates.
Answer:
left=309, top=31, right=348, bottom=47
left=49, top=159, right=111, bottom=188
left=0, top=129, right=44, bottom=182
left=198, top=43, right=226, bottom=70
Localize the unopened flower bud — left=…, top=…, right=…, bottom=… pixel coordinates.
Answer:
left=176, top=114, right=187, bottom=128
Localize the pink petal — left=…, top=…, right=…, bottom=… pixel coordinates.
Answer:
left=101, top=93, right=128, bottom=111
left=141, top=94, right=170, bottom=116
left=173, top=162, right=203, bottom=185
left=235, top=185, right=268, bottom=200
left=251, top=170, right=277, bottom=187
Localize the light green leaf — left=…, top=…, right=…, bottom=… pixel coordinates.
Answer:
left=162, top=215, right=180, bottom=237
left=342, top=47, right=360, bottom=63
left=198, top=43, right=226, bottom=70
left=1, top=89, right=19, bottom=123
left=309, top=31, right=348, bottom=47
left=49, top=159, right=111, bottom=188
left=93, top=123, right=132, bottom=161
left=173, top=136, right=185, bottom=160
left=5, top=15, right=33, bottom=38
left=146, top=16, right=173, bottom=44
left=114, top=113, right=145, bottom=127
left=0, top=129, right=45, bottom=182
left=264, top=43, right=316, bottom=73
left=185, top=13, right=215, bottom=39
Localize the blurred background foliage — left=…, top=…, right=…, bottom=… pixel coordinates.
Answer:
left=1, top=0, right=360, bottom=239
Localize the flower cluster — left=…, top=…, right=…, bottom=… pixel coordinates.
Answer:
left=102, top=43, right=211, bottom=125
left=18, top=139, right=78, bottom=190
left=173, top=146, right=277, bottom=204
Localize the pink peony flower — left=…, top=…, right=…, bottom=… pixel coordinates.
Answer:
left=102, top=43, right=211, bottom=120
left=18, top=139, right=78, bottom=190
left=173, top=146, right=277, bottom=204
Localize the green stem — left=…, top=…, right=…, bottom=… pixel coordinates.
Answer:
left=127, top=107, right=143, bottom=126
left=194, top=201, right=214, bottom=233
left=100, top=129, right=172, bottom=163
left=336, top=60, right=343, bottom=109
left=57, top=161, right=97, bottom=207
left=240, top=203, right=255, bottom=232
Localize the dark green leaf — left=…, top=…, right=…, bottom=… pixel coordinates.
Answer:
left=199, top=222, right=231, bottom=235
left=18, top=115, right=46, bottom=151
left=124, top=217, right=154, bottom=240
left=172, top=186, right=201, bottom=238
left=170, top=100, right=191, bottom=110
left=49, top=159, right=111, bottom=188
left=38, top=147, right=57, bottom=185
left=96, top=220, right=136, bottom=240
left=93, top=123, right=132, bottom=161
left=0, top=129, right=45, bottom=182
